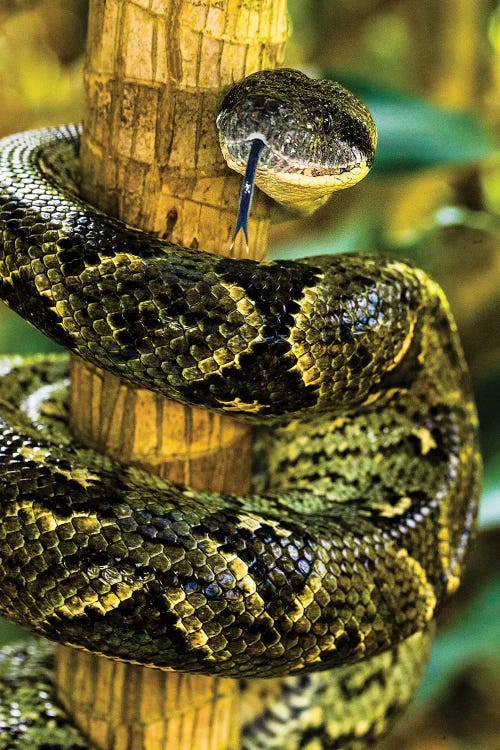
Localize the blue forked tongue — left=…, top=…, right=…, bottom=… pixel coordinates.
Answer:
left=231, top=137, right=266, bottom=250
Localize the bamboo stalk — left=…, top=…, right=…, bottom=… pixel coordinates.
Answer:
left=54, top=1, right=288, bottom=748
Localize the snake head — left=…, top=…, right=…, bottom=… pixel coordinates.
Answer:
left=217, top=68, right=377, bottom=216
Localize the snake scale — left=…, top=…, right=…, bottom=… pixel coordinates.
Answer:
left=0, top=69, right=481, bottom=748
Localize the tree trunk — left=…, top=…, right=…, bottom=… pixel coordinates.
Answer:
left=54, top=1, right=287, bottom=748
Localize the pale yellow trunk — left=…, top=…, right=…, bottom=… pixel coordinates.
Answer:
left=55, top=1, right=288, bottom=748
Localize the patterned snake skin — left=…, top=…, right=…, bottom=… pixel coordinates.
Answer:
left=0, top=70, right=481, bottom=748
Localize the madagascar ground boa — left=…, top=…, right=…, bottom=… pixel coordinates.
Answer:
left=0, top=70, right=481, bottom=748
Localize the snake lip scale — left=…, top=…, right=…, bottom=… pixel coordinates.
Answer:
left=0, top=69, right=481, bottom=749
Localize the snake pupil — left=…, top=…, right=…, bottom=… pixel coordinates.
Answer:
left=232, top=136, right=266, bottom=249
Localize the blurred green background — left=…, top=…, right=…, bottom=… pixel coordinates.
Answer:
left=0, top=1, right=499, bottom=748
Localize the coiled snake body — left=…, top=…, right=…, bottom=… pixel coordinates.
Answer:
left=0, top=70, right=480, bottom=748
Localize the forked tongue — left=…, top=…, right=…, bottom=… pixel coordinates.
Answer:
left=231, top=136, right=266, bottom=251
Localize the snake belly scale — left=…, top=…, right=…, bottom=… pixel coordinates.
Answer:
left=0, top=71, right=481, bottom=750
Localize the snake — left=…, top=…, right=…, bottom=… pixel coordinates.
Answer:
left=0, top=69, right=481, bottom=748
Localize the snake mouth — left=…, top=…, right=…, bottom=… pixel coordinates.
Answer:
left=220, top=133, right=371, bottom=175
left=219, top=135, right=372, bottom=213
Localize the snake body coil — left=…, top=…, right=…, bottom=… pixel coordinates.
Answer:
left=0, top=71, right=480, bottom=749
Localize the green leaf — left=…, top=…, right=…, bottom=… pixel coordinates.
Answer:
left=270, top=214, right=380, bottom=260
left=0, top=304, right=61, bottom=355
left=481, top=452, right=500, bottom=529
left=474, top=365, right=500, bottom=529
left=330, top=75, right=496, bottom=173
left=416, top=579, right=500, bottom=703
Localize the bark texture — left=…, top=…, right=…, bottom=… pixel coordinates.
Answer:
left=55, top=1, right=288, bottom=748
